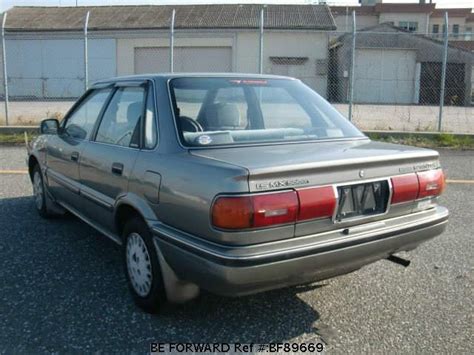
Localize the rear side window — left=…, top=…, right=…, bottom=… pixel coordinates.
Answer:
left=64, top=88, right=112, bottom=140
left=144, top=86, right=158, bottom=149
left=95, top=87, right=146, bottom=148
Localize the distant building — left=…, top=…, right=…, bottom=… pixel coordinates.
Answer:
left=331, top=0, right=474, bottom=44
left=329, top=23, right=474, bottom=106
left=0, top=4, right=336, bottom=99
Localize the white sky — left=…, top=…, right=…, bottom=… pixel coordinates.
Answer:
left=1, top=0, right=473, bottom=12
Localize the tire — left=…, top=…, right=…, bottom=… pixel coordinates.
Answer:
left=32, top=164, right=54, bottom=218
left=123, top=217, right=166, bottom=313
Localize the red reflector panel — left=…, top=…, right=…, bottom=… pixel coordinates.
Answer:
left=252, top=191, right=298, bottom=228
left=297, top=186, right=337, bottom=221
left=417, top=169, right=445, bottom=199
left=212, top=196, right=253, bottom=229
left=391, top=174, right=419, bottom=204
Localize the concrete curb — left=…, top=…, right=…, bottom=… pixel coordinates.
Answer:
left=363, top=130, right=474, bottom=138
left=0, top=126, right=39, bottom=134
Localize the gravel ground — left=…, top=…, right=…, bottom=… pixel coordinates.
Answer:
left=0, top=147, right=472, bottom=353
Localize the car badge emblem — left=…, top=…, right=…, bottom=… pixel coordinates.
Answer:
left=197, top=135, right=212, bottom=145
left=359, top=170, right=365, bottom=178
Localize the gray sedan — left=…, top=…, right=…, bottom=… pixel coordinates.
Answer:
left=27, top=74, right=448, bottom=313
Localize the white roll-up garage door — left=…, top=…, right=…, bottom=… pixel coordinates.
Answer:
left=134, top=47, right=232, bottom=74
left=354, top=48, right=417, bottom=104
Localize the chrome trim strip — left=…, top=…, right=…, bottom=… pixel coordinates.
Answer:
left=80, top=188, right=114, bottom=211
left=46, top=169, right=80, bottom=194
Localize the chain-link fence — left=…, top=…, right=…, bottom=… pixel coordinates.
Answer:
left=1, top=9, right=473, bottom=133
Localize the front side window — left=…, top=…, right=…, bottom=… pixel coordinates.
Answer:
left=169, top=77, right=364, bottom=147
left=95, top=86, right=146, bottom=147
left=64, top=88, right=112, bottom=140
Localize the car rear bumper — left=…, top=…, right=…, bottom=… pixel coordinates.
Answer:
left=152, top=206, right=448, bottom=296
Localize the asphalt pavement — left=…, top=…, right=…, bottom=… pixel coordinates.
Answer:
left=0, top=146, right=472, bottom=353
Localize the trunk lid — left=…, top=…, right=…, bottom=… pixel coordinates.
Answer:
left=190, top=139, right=440, bottom=192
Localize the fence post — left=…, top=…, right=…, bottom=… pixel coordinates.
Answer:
left=1, top=12, right=9, bottom=126
left=348, top=10, right=356, bottom=122
left=170, top=9, right=175, bottom=73
left=258, top=7, right=264, bottom=74
left=438, top=11, right=448, bottom=132
left=83, top=11, right=90, bottom=91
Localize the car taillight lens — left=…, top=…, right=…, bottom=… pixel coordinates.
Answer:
left=212, top=191, right=298, bottom=230
left=211, top=195, right=253, bottom=229
left=417, top=169, right=446, bottom=198
left=391, top=174, right=419, bottom=204
left=297, top=186, right=337, bottom=221
left=391, top=169, right=445, bottom=204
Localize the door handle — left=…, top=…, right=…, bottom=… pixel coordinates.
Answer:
left=111, top=162, right=124, bottom=176
left=71, top=151, right=79, bottom=162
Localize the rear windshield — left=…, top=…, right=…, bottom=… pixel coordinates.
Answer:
left=169, top=77, right=364, bottom=147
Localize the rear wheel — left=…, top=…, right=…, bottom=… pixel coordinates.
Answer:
left=32, top=164, right=54, bottom=218
left=123, top=217, right=166, bottom=313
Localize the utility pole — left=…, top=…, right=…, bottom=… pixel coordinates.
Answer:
left=438, top=12, right=449, bottom=131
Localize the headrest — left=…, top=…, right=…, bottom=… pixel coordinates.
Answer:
left=127, top=102, right=143, bottom=123
left=204, top=103, right=241, bottom=130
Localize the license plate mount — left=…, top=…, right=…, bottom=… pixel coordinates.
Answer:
left=335, top=180, right=390, bottom=222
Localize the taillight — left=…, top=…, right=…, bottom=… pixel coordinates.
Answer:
left=391, top=174, right=419, bottom=204
left=417, top=169, right=446, bottom=198
left=391, top=169, right=445, bottom=204
left=297, top=186, right=337, bottom=221
left=211, top=196, right=253, bottom=229
left=212, top=191, right=298, bottom=230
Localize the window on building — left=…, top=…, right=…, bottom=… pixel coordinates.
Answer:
left=432, top=24, right=439, bottom=37
left=466, top=27, right=473, bottom=40
left=399, top=21, right=418, bottom=32
left=452, top=24, right=460, bottom=38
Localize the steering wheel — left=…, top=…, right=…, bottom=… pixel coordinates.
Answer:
left=180, top=116, right=203, bottom=132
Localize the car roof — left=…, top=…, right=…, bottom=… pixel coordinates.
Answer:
left=91, top=73, right=295, bottom=87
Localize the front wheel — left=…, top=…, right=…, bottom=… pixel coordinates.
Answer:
left=123, top=217, right=166, bottom=313
left=32, top=164, right=54, bottom=218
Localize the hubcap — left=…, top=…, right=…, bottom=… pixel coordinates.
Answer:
left=126, top=232, right=153, bottom=297
left=33, top=171, right=44, bottom=210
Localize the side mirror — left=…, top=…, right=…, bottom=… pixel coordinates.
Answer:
left=40, top=118, right=59, bottom=135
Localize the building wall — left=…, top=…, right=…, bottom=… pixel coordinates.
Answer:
left=5, top=38, right=116, bottom=98
left=330, top=27, right=474, bottom=106
left=116, top=34, right=235, bottom=75
left=115, top=30, right=329, bottom=96
left=334, top=14, right=379, bottom=32
left=379, top=12, right=430, bottom=34
left=234, top=31, right=329, bottom=96
left=429, top=17, right=469, bottom=39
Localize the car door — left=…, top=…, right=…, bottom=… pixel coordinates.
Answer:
left=78, top=82, right=148, bottom=233
left=46, top=88, right=113, bottom=210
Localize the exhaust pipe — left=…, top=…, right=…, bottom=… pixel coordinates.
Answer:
left=387, top=254, right=411, bottom=267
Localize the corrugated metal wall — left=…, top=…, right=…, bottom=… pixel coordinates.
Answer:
left=5, top=38, right=116, bottom=99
